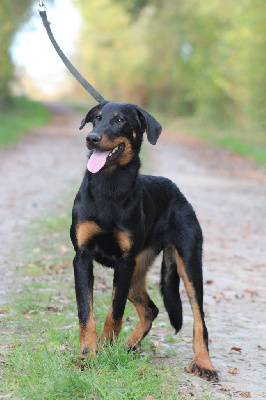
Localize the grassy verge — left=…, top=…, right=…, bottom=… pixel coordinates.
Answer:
left=157, top=113, right=266, bottom=166
left=0, top=97, right=51, bottom=149
left=0, top=203, right=187, bottom=399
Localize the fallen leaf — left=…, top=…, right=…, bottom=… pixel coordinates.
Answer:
left=136, top=366, right=147, bottom=376
left=27, top=264, right=36, bottom=268
left=244, top=289, right=258, bottom=296
left=46, top=306, right=59, bottom=313
left=213, top=293, right=225, bottom=300
left=231, top=347, right=242, bottom=353
left=0, top=308, right=9, bottom=314
left=228, top=367, right=238, bottom=374
left=251, top=262, right=266, bottom=268
left=239, top=392, right=251, bottom=398
left=60, top=245, right=68, bottom=254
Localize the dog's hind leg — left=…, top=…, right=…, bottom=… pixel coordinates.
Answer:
left=173, top=243, right=218, bottom=381
left=126, top=249, right=159, bottom=349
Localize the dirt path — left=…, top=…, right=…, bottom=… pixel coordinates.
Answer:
left=1, top=105, right=265, bottom=399
left=0, top=103, right=86, bottom=297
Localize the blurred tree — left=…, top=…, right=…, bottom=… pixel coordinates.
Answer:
left=243, top=0, right=266, bottom=127
left=74, top=0, right=266, bottom=127
left=73, top=0, right=150, bottom=105
left=0, top=0, right=35, bottom=108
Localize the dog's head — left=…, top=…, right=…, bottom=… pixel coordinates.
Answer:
left=79, top=101, right=162, bottom=173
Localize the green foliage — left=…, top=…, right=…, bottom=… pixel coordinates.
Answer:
left=4, top=330, right=165, bottom=399
left=0, top=97, right=51, bottom=149
left=74, top=0, right=266, bottom=130
left=0, top=0, right=35, bottom=107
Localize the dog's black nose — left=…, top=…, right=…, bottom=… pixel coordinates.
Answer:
left=86, top=133, right=101, bottom=146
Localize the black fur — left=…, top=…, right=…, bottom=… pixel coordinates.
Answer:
left=70, top=101, right=218, bottom=381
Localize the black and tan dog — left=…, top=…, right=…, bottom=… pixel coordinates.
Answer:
left=70, top=100, right=218, bottom=381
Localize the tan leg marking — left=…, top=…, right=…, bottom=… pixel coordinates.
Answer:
left=100, top=289, right=122, bottom=346
left=126, top=249, right=157, bottom=348
left=79, top=299, right=98, bottom=358
left=175, top=250, right=215, bottom=372
left=76, top=221, right=101, bottom=248
left=126, top=291, right=154, bottom=348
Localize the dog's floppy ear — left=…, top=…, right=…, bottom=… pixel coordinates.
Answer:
left=136, top=106, right=162, bottom=145
left=79, top=101, right=108, bottom=130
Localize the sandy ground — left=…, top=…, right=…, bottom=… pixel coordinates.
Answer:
left=0, top=103, right=86, bottom=295
left=0, top=104, right=265, bottom=399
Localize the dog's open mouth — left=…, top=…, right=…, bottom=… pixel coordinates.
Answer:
left=87, top=143, right=125, bottom=173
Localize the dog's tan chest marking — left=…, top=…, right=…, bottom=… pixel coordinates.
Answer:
left=76, top=221, right=102, bottom=248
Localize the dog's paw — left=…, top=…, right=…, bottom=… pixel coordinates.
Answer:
left=79, top=346, right=98, bottom=359
left=126, top=340, right=142, bottom=352
left=185, top=362, right=219, bottom=382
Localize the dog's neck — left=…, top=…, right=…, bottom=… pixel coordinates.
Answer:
left=87, top=157, right=141, bottom=201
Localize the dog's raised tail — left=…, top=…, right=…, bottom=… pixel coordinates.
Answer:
left=160, top=245, right=183, bottom=334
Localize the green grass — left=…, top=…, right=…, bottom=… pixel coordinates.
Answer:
left=0, top=191, right=214, bottom=400
left=4, top=326, right=164, bottom=399
left=0, top=97, right=51, bottom=149
left=157, top=113, right=266, bottom=166
left=0, top=209, right=187, bottom=400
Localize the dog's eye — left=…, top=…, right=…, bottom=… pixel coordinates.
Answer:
left=95, top=115, right=101, bottom=121
left=116, top=118, right=124, bottom=124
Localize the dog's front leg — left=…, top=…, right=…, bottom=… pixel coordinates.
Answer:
left=73, top=253, right=97, bottom=358
left=100, top=258, right=135, bottom=345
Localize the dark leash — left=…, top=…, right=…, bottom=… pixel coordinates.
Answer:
left=38, top=1, right=105, bottom=103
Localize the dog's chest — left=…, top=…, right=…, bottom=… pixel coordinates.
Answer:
left=76, top=221, right=132, bottom=265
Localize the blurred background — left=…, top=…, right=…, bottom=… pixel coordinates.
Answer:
left=1, top=0, right=266, bottom=161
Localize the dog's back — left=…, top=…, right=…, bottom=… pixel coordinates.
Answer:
left=70, top=101, right=218, bottom=381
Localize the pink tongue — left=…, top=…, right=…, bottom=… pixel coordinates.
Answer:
left=87, top=149, right=110, bottom=173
